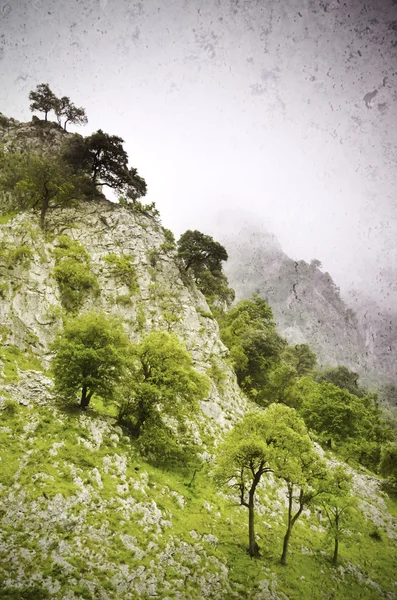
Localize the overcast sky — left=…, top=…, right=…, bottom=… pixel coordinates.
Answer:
left=1, top=0, right=396, bottom=308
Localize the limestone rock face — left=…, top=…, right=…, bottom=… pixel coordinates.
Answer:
left=0, top=200, right=246, bottom=430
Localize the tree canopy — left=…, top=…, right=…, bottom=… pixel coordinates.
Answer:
left=314, top=365, right=366, bottom=398
left=218, top=295, right=286, bottom=402
left=118, top=330, right=210, bottom=436
left=215, top=404, right=311, bottom=557
left=299, top=378, right=393, bottom=467
left=177, top=230, right=234, bottom=310
left=29, top=83, right=57, bottom=122
left=54, top=96, right=88, bottom=131
left=61, top=131, right=147, bottom=200
left=0, top=149, right=87, bottom=227
left=29, top=83, right=88, bottom=130
left=52, top=312, right=130, bottom=410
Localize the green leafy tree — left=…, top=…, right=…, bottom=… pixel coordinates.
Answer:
left=52, top=312, right=130, bottom=410
left=0, top=150, right=86, bottom=227
left=177, top=230, right=234, bottom=310
left=282, top=344, right=317, bottom=377
left=218, top=295, right=286, bottom=403
left=117, top=331, right=209, bottom=438
left=55, top=96, right=88, bottom=131
left=299, top=379, right=393, bottom=467
left=379, top=442, right=397, bottom=492
left=214, top=404, right=307, bottom=558
left=178, top=230, right=228, bottom=273
left=268, top=410, right=328, bottom=565
left=29, top=83, right=58, bottom=121
left=61, top=130, right=147, bottom=199
left=261, top=361, right=300, bottom=407
left=314, top=365, right=366, bottom=397
left=321, top=466, right=357, bottom=566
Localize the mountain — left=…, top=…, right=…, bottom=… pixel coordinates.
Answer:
left=0, top=117, right=396, bottom=599
left=221, top=222, right=397, bottom=387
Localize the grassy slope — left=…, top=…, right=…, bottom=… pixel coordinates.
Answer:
left=0, top=355, right=396, bottom=599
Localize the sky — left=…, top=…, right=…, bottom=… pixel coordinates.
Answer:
left=0, top=0, right=396, bottom=309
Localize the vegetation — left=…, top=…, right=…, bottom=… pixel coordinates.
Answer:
left=52, top=312, right=130, bottom=409
left=218, top=295, right=286, bottom=403
left=177, top=230, right=234, bottom=310
left=29, top=83, right=87, bottom=130
left=61, top=130, right=147, bottom=200
left=314, top=365, right=366, bottom=398
left=321, top=466, right=358, bottom=566
left=117, top=330, right=209, bottom=440
left=29, top=83, right=57, bottom=122
left=52, top=235, right=98, bottom=312
left=0, top=149, right=87, bottom=227
left=215, top=405, right=319, bottom=559
left=1, top=99, right=396, bottom=598
left=103, top=253, right=138, bottom=293
left=299, top=378, right=393, bottom=467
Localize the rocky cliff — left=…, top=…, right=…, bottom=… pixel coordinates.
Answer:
left=0, top=199, right=245, bottom=433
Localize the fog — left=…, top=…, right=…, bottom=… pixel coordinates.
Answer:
left=1, top=0, right=396, bottom=309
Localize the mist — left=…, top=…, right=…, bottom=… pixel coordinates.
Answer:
left=0, top=0, right=396, bottom=309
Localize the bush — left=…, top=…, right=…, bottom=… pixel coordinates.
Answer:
left=103, top=253, right=138, bottom=293
left=52, top=235, right=98, bottom=312
left=0, top=243, right=33, bottom=269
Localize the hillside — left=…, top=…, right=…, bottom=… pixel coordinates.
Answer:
left=0, top=117, right=396, bottom=599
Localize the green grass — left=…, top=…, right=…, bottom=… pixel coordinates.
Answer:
left=0, top=396, right=396, bottom=599
left=0, top=345, right=43, bottom=381
left=0, top=212, right=17, bottom=225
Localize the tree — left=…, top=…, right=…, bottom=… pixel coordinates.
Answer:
left=218, top=295, right=286, bottom=402
left=321, top=466, right=357, bottom=566
left=52, top=312, right=130, bottom=410
left=261, top=361, right=301, bottom=408
left=268, top=410, right=328, bottom=565
left=282, top=344, right=317, bottom=377
left=177, top=230, right=233, bottom=310
left=379, top=442, right=397, bottom=492
left=117, top=331, right=209, bottom=437
left=0, top=150, right=87, bottom=227
left=55, top=97, right=88, bottom=131
left=214, top=404, right=307, bottom=558
left=61, top=130, right=147, bottom=199
left=314, top=365, right=366, bottom=398
left=177, top=230, right=228, bottom=274
left=299, top=379, right=393, bottom=467
left=29, top=83, right=57, bottom=121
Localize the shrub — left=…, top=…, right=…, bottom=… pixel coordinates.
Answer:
left=52, top=235, right=98, bottom=312
left=103, top=253, right=138, bottom=293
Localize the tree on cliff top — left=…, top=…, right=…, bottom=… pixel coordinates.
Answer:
left=29, top=84, right=57, bottom=122
left=61, top=130, right=147, bottom=200
left=29, top=84, right=88, bottom=130
left=54, top=96, right=88, bottom=131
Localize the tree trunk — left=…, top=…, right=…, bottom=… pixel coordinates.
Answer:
left=248, top=491, right=260, bottom=557
left=281, top=486, right=294, bottom=566
left=80, top=385, right=92, bottom=410
left=281, top=525, right=292, bottom=565
left=40, top=203, right=48, bottom=229
left=332, top=537, right=339, bottom=566
left=40, top=186, right=50, bottom=229
left=44, top=112, right=48, bottom=122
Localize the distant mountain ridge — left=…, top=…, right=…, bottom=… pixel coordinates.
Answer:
left=221, top=223, right=397, bottom=386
